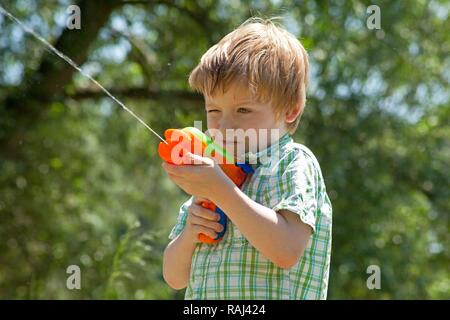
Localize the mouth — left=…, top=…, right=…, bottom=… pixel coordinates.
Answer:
left=211, top=139, right=239, bottom=145
left=221, top=141, right=245, bottom=148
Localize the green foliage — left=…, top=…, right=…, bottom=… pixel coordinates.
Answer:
left=0, top=0, right=448, bottom=299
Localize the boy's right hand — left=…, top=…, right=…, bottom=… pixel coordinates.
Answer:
left=183, top=197, right=224, bottom=244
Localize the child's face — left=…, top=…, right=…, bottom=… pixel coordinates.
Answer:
left=205, top=83, right=288, bottom=155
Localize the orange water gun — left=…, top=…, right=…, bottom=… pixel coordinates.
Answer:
left=158, top=127, right=254, bottom=244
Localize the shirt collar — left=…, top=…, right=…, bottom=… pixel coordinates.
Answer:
left=236, top=132, right=292, bottom=170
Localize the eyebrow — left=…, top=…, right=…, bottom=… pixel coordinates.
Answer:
left=232, top=100, right=253, bottom=107
left=206, top=100, right=253, bottom=108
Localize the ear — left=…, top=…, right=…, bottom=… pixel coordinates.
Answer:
left=285, top=104, right=302, bottom=124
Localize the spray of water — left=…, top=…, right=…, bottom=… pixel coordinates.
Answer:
left=0, top=5, right=167, bottom=144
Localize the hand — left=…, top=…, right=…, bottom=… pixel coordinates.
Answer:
left=161, top=151, right=233, bottom=201
left=182, top=197, right=225, bottom=244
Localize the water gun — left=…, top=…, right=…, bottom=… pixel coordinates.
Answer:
left=158, top=127, right=253, bottom=244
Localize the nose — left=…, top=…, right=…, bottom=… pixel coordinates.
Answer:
left=209, top=114, right=237, bottom=144
left=218, top=113, right=237, bottom=132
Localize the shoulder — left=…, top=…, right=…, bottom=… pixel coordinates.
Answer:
left=277, top=140, right=323, bottom=178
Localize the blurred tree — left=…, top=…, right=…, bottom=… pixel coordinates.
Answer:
left=0, top=0, right=448, bottom=299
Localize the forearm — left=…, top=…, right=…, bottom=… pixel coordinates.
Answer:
left=162, top=230, right=197, bottom=289
left=212, top=184, right=301, bottom=268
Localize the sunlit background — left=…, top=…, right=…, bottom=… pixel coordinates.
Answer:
left=0, top=0, right=448, bottom=299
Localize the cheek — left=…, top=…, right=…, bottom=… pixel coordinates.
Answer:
left=206, top=116, right=219, bottom=130
left=246, top=113, right=277, bottom=129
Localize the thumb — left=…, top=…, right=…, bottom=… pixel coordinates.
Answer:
left=193, top=196, right=209, bottom=204
left=182, top=151, right=209, bottom=165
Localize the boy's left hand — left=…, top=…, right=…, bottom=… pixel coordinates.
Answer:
left=161, top=152, right=232, bottom=200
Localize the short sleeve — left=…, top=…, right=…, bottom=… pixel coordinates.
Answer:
left=168, top=196, right=193, bottom=240
left=270, top=148, right=318, bottom=233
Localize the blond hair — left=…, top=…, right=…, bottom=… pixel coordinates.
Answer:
left=188, top=17, right=309, bottom=133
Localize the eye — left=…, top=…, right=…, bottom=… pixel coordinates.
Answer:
left=237, top=107, right=251, bottom=114
left=207, top=109, right=220, bottom=113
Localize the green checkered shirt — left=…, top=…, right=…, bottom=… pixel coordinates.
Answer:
left=168, top=133, right=332, bottom=299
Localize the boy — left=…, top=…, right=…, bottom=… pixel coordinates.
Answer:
left=162, top=18, right=332, bottom=299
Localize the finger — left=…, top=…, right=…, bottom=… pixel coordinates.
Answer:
left=163, top=162, right=202, bottom=178
left=182, top=152, right=211, bottom=165
left=161, top=162, right=184, bottom=176
left=189, top=203, right=220, bottom=221
left=164, top=172, right=184, bottom=185
left=188, top=214, right=224, bottom=233
left=193, top=196, right=209, bottom=205
left=163, top=169, right=189, bottom=184
left=192, top=225, right=217, bottom=240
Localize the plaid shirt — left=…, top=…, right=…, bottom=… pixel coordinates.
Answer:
left=168, top=133, right=332, bottom=299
